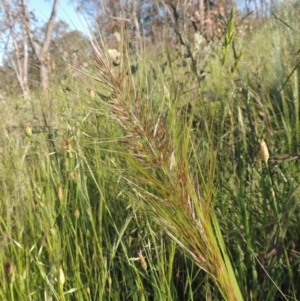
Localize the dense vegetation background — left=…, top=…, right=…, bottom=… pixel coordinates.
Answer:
left=1, top=0, right=300, bottom=300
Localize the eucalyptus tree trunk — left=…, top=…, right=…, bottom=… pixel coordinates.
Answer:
left=22, top=0, right=59, bottom=90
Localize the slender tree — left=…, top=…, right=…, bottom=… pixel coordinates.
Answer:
left=0, top=0, right=59, bottom=95
left=1, top=0, right=30, bottom=98
left=22, top=0, right=59, bottom=90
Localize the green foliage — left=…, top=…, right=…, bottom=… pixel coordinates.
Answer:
left=1, top=3, right=300, bottom=300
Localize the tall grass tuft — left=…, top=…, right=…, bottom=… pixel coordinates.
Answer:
left=90, top=36, right=244, bottom=301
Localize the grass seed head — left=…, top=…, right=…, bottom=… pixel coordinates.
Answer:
left=138, top=250, right=147, bottom=271
left=108, top=272, right=112, bottom=287
left=5, top=262, right=15, bottom=283
left=34, top=200, right=40, bottom=210
left=89, top=87, right=95, bottom=98
left=65, top=139, right=73, bottom=158
left=86, top=285, right=91, bottom=295
left=74, top=207, right=80, bottom=219
left=71, top=170, right=79, bottom=182
left=57, top=186, right=63, bottom=201
left=170, top=150, right=176, bottom=170
left=58, top=266, right=65, bottom=287
left=24, top=124, right=33, bottom=137
left=259, top=139, right=269, bottom=163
